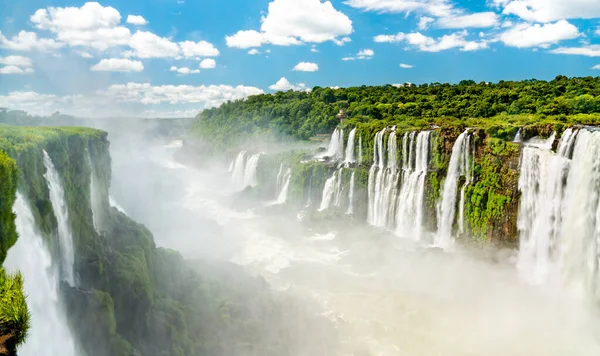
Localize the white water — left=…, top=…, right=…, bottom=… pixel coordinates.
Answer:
left=243, top=153, right=262, bottom=188
left=358, top=134, right=363, bottom=165
left=276, top=168, right=292, bottom=204
left=88, top=151, right=104, bottom=234
left=333, top=168, right=344, bottom=207
left=231, top=151, right=247, bottom=187
left=514, top=128, right=523, bottom=142
left=395, top=131, right=431, bottom=240
left=43, top=150, right=75, bottom=286
left=109, top=196, right=127, bottom=214
left=458, top=133, right=473, bottom=234
left=345, top=128, right=357, bottom=164
left=275, top=164, right=285, bottom=195
left=5, top=194, right=77, bottom=356
left=346, top=171, right=355, bottom=215
left=436, top=130, right=471, bottom=248
left=319, top=171, right=337, bottom=211
left=326, top=128, right=344, bottom=161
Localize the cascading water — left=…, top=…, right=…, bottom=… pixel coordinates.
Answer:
left=318, top=172, right=337, bottom=211
left=232, top=151, right=247, bottom=187
left=395, top=131, right=431, bottom=240
left=4, top=194, right=77, bottom=356
left=457, top=133, right=474, bottom=234
left=88, top=151, right=104, bottom=234
left=326, top=128, right=344, bottom=161
left=357, top=134, right=363, bottom=165
left=436, top=130, right=471, bottom=247
left=43, top=150, right=75, bottom=286
left=346, top=171, right=355, bottom=214
left=243, top=153, right=262, bottom=188
left=275, top=164, right=285, bottom=195
left=276, top=168, right=292, bottom=204
left=109, top=196, right=127, bottom=214
left=344, top=128, right=357, bottom=164
left=367, top=128, right=388, bottom=226
left=333, top=168, right=344, bottom=207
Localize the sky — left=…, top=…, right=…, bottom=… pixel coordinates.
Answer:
left=0, top=0, right=599, bottom=118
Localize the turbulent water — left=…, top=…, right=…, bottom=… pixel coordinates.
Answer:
left=5, top=194, right=77, bottom=356
left=116, top=136, right=600, bottom=356
left=344, top=128, right=357, bottom=164
left=231, top=151, right=262, bottom=189
left=276, top=168, right=292, bottom=204
left=43, top=150, right=76, bottom=286
left=327, top=128, right=344, bottom=161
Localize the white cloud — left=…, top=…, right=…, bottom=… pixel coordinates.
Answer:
left=226, top=0, right=353, bottom=48
left=0, top=30, right=64, bottom=51
left=199, top=58, right=216, bottom=69
left=344, top=0, right=454, bottom=17
left=78, top=51, right=93, bottom=58
left=170, top=66, right=200, bottom=74
left=91, top=58, right=144, bottom=72
left=550, top=45, right=600, bottom=56
left=127, top=15, right=148, bottom=25
left=248, top=49, right=260, bottom=55
left=342, top=48, right=375, bottom=61
left=293, top=62, right=319, bottom=72
left=333, top=36, right=352, bottom=46
left=0, top=84, right=264, bottom=117
left=374, top=30, right=488, bottom=52
left=498, top=20, right=580, bottom=48
left=418, top=16, right=435, bottom=30
left=595, top=27, right=600, bottom=36
left=0, top=66, right=34, bottom=74
left=499, top=0, right=600, bottom=23
left=436, top=12, right=499, bottom=28
left=269, top=77, right=306, bottom=91
left=592, top=64, right=600, bottom=69
left=311, top=47, right=319, bottom=52
left=0, top=55, right=33, bottom=67
left=179, top=40, right=219, bottom=57
left=126, top=31, right=179, bottom=58
left=342, top=57, right=355, bottom=61
left=400, top=63, right=413, bottom=68
left=31, top=2, right=132, bottom=50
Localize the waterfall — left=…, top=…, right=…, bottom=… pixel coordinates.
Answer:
left=395, top=131, right=431, bottom=240
left=4, top=194, right=77, bottom=355
left=276, top=168, right=292, bottom=204
left=43, top=150, right=75, bottom=286
left=514, top=128, right=523, bottom=142
left=357, top=134, right=363, bottom=165
left=109, top=196, right=127, bottom=214
left=318, top=172, right=337, bottom=211
left=326, top=128, right=344, bottom=161
left=344, top=128, right=357, bottom=164
left=346, top=171, right=355, bottom=215
left=457, top=133, right=474, bottom=234
left=333, top=168, right=344, bottom=207
left=232, top=151, right=247, bottom=187
left=243, top=153, right=262, bottom=188
left=275, top=164, right=284, bottom=196
left=87, top=151, right=104, bottom=234
left=436, top=130, right=471, bottom=247
left=228, top=160, right=234, bottom=172
left=367, top=128, right=387, bottom=226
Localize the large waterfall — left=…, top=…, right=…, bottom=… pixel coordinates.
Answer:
left=436, top=130, right=472, bottom=248
left=231, top=151, right=262, bottom=189
left=346, top=171, right=355, bottom=215
left=319, top=172, right=337, bottom=211
left=517, top=128, right=600, bottom=297
left=326, top=128, right=344, bottom=161
left=276, top=168, right=292, bottom=204
left=43, top=150, right=75, bottom=286
left=344, top=128, right=357, bottom=164
left=88, top=151, right=104, bottom=234
left=4, top=194, right=77, bottom=355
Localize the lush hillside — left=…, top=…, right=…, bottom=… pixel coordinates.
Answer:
left=192, top=76, right=600, bottom=147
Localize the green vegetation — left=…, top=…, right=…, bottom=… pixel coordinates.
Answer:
left=0, top=269, right=29, bottom=351
left=192, top=76, right=600, bottom=147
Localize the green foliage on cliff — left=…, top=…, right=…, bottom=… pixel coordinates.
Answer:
left=0, top=269, right=29, bottom=346
left=192, top=76, right=600, bottom=147
left=0, top=152, right=18, bottom=264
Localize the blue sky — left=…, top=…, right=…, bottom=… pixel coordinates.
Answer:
left=0, top=0, right=599, bottom=118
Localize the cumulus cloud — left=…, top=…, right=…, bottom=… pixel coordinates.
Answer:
left=374, top=30, right=488, bottom=52
left=127, top=15, right=148, bottom=25
left=333, top=37, right=352, bottom=46
left=124, top=31, right=179, bottom=58
left=436, top=12, right=499, bottom=28
left=179, top=40, right=219, bottom=57
left=593, top=64, right=600, bottom=69
left=0, top=30, right=64, bottom=51
left=31, top=2, right=132, bottom=50
left=0, top=66, right=34, bottom=74
left=78, top=51, right=93, bottom=58
left=91, top=58, right=144, bottom=72
left=293, top=62, right=319, bottom=72
left=199, top=58, right=216, bottom=69
left=170, top=66, right=200, bottom=74
left=400, top=63, right=414, bottom=68
left=269, top=77, right=307, bottom=91
left=550, top=45, right=600, bottom=57
left=498, top=20, right=580, bottom=48
left=226, top=0, right=353, bottom=48
left=344, top=0, right=454, bottom=17
left=0, top=55, right=33, bottom=67
left=343, top=48, right=375, bottom=61
left=248, top=49, right=260, bottom=55
left=498, top=0, right=600, bottom=23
